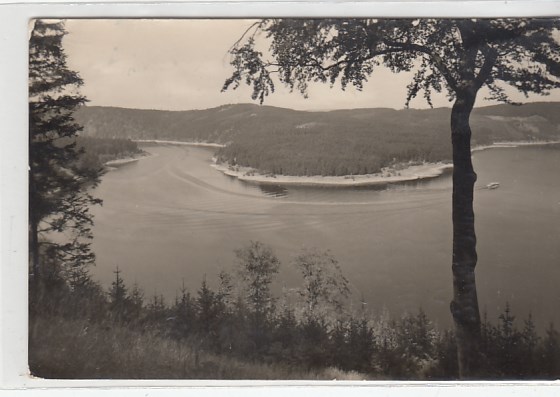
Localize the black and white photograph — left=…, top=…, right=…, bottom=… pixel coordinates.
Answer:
left=27, top=17, right=560, bottom=381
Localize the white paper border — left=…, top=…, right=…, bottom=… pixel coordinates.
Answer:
left=2, top=0, right=560, bottom=395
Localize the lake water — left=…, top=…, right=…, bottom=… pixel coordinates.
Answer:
left=90, top=144, right=560, bottom=330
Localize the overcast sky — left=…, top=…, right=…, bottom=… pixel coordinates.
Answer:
left=63, top=19, right=560, bottom=112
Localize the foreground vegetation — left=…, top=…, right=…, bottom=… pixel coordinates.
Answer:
left=30, top=315, right=370, bottom=380
left=30, top=242, right=560, bottom=380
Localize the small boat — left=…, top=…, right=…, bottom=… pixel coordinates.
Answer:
left=486, top=182, right=500, bottom=189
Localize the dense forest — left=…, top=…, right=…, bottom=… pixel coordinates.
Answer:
left=76, top=136, right=145, bottom=170
left=75, top=102, right=560, bottom=177
left=29, top=241, right=560, bottom=380
left=214, top=118, right=452, bottom=176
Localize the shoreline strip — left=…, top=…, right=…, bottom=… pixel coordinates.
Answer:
left=134, top=139, right=225, bottom=148
left=211, top=139, right=560, bottom=187
left=211, top=162, right=454, bottom=187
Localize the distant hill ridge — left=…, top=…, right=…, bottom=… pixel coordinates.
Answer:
left=75, top=102, right=560, bottom=176
left=76, top=102, right=560, bottom=143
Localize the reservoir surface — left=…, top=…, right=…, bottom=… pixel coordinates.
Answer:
left=90, top=144, right=560, bottom=330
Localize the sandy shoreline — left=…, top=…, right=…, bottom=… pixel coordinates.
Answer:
left=211, top=139, right=560, bottom=187
left=105, top=157, right=140, bottom=167
left=104, top=139, right=225, bottom=169
left=104, top=139, right=224, bottom=169
left=107, top=138, right=559, bottom=185
left=471, top=139, right=560, bottom=152
left=211, top=161, right=454, bottom=187
left=104, top=152, right=152, bottom=168
left=134, top=139, right=225, bottom=148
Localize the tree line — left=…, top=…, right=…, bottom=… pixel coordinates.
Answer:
left=29, top=240, right=560, bottom=379
left=215, top=120, right=452, bottom=177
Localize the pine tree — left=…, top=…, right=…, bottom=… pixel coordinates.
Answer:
left=329, top=320, right=350, bottom=369
left=196, top=276, right=215, bottom=332
left=216, top=270, right=234, bottom=314
left=272, top=305, right=298, bottom=361
left=214, top=271, right=236, bottom=354
left=128, top=282, right=145, bottom=322
left=170, top=280, right=196, bottom=340
left=108, top=266, right=129, bottom=321
left=518, top=314, right=539, bottom=377
left=431, top=329, right=459, bottom=379
left=540, top=323, right=560, bottom=378
left=496, top=303, right=519, bottom=376
left=347, top=317, right=375, bottom=372
left=29, top=20, right=102, bottom=289
left=146, top=293, right=167, bottom=327
left=299, top=316, right=330, bottom=369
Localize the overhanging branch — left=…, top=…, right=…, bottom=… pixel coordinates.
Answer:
left=382, top=39, right=459, bottom=92
left=474, top=45, right=499, bottom=91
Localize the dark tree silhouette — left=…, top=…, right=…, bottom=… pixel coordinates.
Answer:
left=108, top=266, right=131, bottom=321
left=29, top=20, right=102, bottom=287
left=223, top=18, right=560, bottom=377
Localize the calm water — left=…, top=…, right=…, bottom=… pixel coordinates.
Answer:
left=90, top=144, right=560, bottom=330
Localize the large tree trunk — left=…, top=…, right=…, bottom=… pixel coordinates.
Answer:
left=450, top=91, right=481, bottom=378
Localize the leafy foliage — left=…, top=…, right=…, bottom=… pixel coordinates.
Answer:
left=293, top=249, right=350, bottom=320
left=223, top=19, right=560, bottom=107
left=29, top=20, right=102, bottom=292
left=234, top=241, right=280, bottom=352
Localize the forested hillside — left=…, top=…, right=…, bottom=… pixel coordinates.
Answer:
left=75, top=102, right=560, bottom=176
left=76, top=136, right=144, bottom=170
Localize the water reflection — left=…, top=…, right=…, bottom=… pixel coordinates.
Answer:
left=243, top=166, right=454, bottom=200
left=257, top=184, right=289, bottom=197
